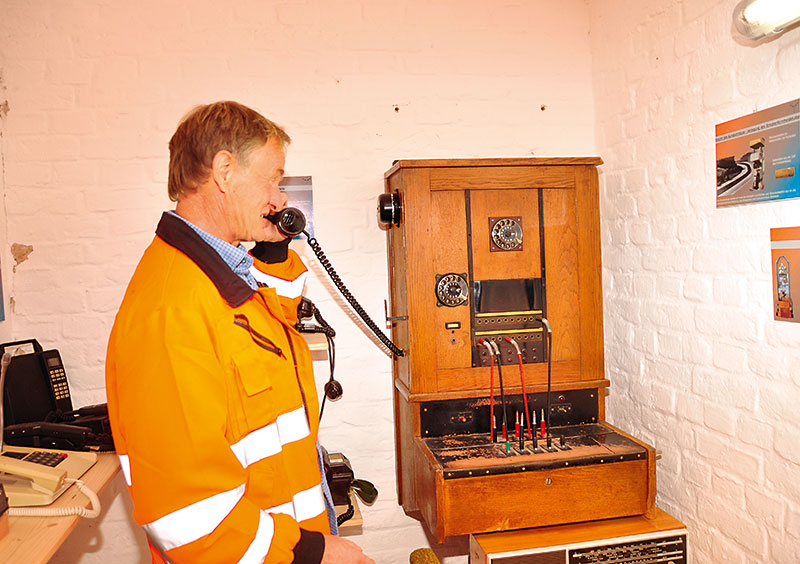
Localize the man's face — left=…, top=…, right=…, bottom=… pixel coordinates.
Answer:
left=224, top=136, right=287, bottom=244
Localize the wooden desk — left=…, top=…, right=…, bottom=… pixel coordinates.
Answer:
left=0, top=453, right=120, bottom=564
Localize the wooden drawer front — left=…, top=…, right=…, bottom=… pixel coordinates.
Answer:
left=441, top=459, right=649, bottom=539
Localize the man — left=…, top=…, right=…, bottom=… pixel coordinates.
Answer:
left=106, top=101, right=373, bottom=564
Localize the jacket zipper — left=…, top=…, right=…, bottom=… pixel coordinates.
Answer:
left=282, top=325, right=311, bottom=426
left=233, top=314, right=284, bottom=357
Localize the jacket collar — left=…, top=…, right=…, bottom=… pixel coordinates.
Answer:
left=155, top=212, right=255, bottom=307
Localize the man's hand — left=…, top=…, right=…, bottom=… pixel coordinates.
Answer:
left=321, top=535, right=374, bottom=564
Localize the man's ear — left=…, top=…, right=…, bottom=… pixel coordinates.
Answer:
left=211, top=150, right=234, bottom=192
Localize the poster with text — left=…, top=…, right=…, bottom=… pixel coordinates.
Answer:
left=771, top=226, right=800, bottom=323
left=716, top=99, right=799, bottom=208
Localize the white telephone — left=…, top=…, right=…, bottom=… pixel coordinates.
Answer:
left=0, top=445, right=96, bottom=507
left=0, top=351, right=99, bottom=516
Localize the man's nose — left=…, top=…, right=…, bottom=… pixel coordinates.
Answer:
left=274, top=190, right=289, bottom=210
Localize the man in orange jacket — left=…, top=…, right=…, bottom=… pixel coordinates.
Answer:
left=106, top=101, right=373, bottom=564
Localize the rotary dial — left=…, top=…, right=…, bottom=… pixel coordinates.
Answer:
left=491, top=218, right=523, bottom=250
left=435, top=274, right=469, bottom=307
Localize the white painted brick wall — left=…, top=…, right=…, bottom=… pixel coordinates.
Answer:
left=591, top=1, right=800, bottom=563
left=5, top=1, right=797, bottom=562
left=0, top=2, right=595, bottom=563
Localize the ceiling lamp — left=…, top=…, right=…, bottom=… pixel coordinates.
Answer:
left=733, top=0, right=800, bottom=41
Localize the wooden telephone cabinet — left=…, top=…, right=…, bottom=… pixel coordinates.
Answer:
left=381, top=158, right=656, bottom=543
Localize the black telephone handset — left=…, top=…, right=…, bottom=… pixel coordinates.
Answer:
left=295, top=297, right=335, bottom=338
left=267, top=207, right=307, bottom=238
left=295, top=296, right=342, bottom=409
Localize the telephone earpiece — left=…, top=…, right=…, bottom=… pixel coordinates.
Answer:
left=297, top=296, right=315, bottom=322
left=324, top=379, right=343, bottom=401
left=266, top=207, right=307, bottom=238
left=377, top=190, right=402, bottom=227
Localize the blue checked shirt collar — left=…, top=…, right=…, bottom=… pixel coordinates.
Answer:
left=167, top=211, right=258, bottom=290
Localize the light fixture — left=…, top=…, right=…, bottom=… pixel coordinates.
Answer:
left=733, top=0, right=800, bottom=41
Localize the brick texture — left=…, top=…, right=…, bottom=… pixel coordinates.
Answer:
left=590, top=1, right=800, bottom=563
left=0, top=2, right=594, bottom=563
left=2, top=1, right=799, bottom=562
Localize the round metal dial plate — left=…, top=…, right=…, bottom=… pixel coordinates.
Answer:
left=491, top=218, right=523, bottom=250
left=436, top=274, right=469, bottom=307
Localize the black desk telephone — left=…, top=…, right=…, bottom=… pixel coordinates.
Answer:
left=1, top=340, right=72, bottom=427
left=320, top=445, right=377, bottom=526
left=0, top=344, right=101, bottom=510
left=0, top=339, right=113, bottom=452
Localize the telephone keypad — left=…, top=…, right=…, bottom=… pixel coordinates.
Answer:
left=50, top=368, right=70, bottom=400
left=1, top=450, right=68, bottom=467
left=25, top=450, right=68, bottom=467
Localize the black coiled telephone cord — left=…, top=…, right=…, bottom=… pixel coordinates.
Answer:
left=303, top=232, right=405, bottom=358
left=337, top=498, right=355, bottom=526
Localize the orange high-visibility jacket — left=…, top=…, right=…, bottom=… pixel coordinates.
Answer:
left=106, top=212, right=329, bottom=564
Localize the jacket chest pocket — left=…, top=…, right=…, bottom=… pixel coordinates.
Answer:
left=232, top=347, right=299, bottom=436
left=230, top=315, right=292, bottom=432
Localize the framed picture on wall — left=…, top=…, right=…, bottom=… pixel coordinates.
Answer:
left=771, top=226, right=800, bottom=323
left=716, top=99, right=799, bottom=208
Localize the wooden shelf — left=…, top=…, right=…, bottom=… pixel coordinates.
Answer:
left=303, top=332, right=330, bottom=361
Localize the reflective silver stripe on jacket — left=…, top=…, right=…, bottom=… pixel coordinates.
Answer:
left=121, top=406, right=310, bottom=487
left=139, top=404, right=319, bottom=553
left=235, top=484, right=326, bottom=564
left=143, top=482, right=325, bottom=553
left=236, top=511, right=275, bottom=564
left=249, top=267, right=307, bottom=299
left=229, top=406, right=310, bottom=468
left=144, top=484, right=246, bottom=551
left=118, top=454, right=132, bottom=486
left=265, top=483, right=326, bottom=523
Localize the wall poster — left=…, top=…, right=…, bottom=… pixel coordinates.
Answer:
left=716, top=99, right=799, bottom=208
left=771, top=226, right=800, bottom=323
